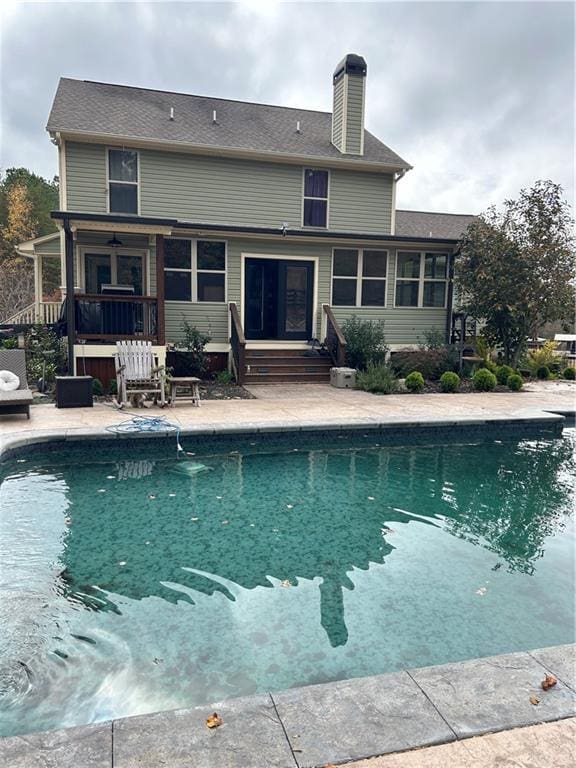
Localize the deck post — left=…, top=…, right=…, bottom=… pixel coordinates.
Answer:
left=64, top=221, right=76, bottom=375
left=155, top=234, right=166, bottom=346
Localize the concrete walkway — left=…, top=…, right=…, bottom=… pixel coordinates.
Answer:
left=0, top=381, right=574, bottom=439
left=348, top=717, right=576, bottom=768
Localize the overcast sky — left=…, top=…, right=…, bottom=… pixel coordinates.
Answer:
left=0, top=0, right=573, bottom=214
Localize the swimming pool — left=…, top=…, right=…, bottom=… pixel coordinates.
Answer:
left=0, top=427, right=574, bottom=736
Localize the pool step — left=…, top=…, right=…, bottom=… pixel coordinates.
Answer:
left=244, top=351, right=333, bottom=384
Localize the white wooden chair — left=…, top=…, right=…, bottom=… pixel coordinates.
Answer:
left=114, top=341, right=166, bottom=408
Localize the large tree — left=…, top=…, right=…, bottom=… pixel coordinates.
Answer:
left=0, top=168, right=59, bottom=320
left=456, top=180, right=575, bottom=365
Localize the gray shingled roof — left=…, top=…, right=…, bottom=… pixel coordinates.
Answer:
left=395, top=210, right=476, bottom=240
left=46, top=78, right=411, bottom=169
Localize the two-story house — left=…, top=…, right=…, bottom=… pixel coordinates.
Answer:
left=18, top=54, right=474, bottom=383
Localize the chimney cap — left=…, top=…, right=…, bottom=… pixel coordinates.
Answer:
left=333, top=54, right=367, bottom=82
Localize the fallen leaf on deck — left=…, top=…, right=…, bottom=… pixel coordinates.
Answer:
left=541, top=675, right=557, bottom=690
left=529, top=695, right=540, bottom=705
left=206, top=712, right=223, bottom=729
left=280, top=580, right=292, bottom=588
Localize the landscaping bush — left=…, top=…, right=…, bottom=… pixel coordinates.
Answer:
left=439, top=371, right=460, bottom=393
left=341, top=316, right=388, bottom=370
left=356, top=363, right=398, bottom=394
left=419, top=327, right=446, bottom=350
left=24, top=324, right=67, bottom=388
left=390, top=346, right=459, bottom=381
left=563, top=367, right=575, bottom=380
left=215, top=369, right=234, bottom=385
left=108, top=378, right=118, bottom=395
left=405, top=371, right=425, bottom=393
left=495, top=364, right=514, bottom=385
left=172, top=320, right=211, bottom=377
left=473, top=368, right=497, bottom=391
left=507, top=373, right=523, bottom=391
left=0, top=336, right=18, bottom=349
left=524, top=341, right=559, bottom=377
left=92, top=378, right=103, bottom=396
left=536, top=365, right=550, bottom=380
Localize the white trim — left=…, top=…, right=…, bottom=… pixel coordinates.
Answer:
left=77, top=245, right=149, bottom=294
left=240, top=252, right=319, bottom=340
left=18, top=231, right=61, bottom=250
left=359, top=76, right=366, bottom=156
left=73, top=344, right=166, bottom=368
left=163, top=237, right=228, bottom=304
left=393, top=250, right=449, bottom=309
left=390, top=176, right=397, bottom=236
left=301, top=167, right=330, bottom=229
left=57, top=129, right=412, bottom=174
left=59, top=136, right=68, bottom=210
left=106, top=147, right=140, bottom=215
left=330, top=247, right=388, bottom=308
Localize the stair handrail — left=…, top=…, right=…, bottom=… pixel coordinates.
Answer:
left=322, top=304, right=347, bottom=367
left=229, top=302, right=246, bottom=385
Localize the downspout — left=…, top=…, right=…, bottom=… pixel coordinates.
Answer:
left=64, top=219, right=76, bottom=375
left=445, top=250, right=456, bottom=344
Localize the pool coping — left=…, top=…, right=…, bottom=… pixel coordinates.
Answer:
left=1, top=644, right=574, bottom=767
left=0, top=409, right=570, bottom=463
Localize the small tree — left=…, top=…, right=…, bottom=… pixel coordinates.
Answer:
left=341, top=316, right=388, bottom=370
left=456, top=181, right=575, bottom=366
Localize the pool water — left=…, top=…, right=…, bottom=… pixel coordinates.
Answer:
left=0, top=430, right=574, bottom=736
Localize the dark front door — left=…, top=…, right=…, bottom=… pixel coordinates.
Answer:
left=245, top=258, right=314, bottom=340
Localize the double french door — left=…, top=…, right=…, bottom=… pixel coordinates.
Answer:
left=245, top=258, right=314, bottom=340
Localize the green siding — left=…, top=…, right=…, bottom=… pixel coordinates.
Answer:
left=344, top=75, right=364, bottom=155
left=162, top=237, right=449, bottom=347
left=34, top=235, right=61, bottom=255
left=64, top=142, right=393, bottom=233
left=332, top=77, right=345, bottom=150
left=330, top=171, right=393, bottom=233
left=65, top=142, right=107, bottom=212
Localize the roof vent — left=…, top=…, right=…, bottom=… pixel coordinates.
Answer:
left=212, top=110, right=218, bottom=124
left=169, top=107, right=175, bottom=121
left=296, top=120, right=301, bottom=133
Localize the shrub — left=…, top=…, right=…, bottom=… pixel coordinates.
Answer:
left=92, top=378, right=103, bottom=396
left=176, top=319, right=211, bottom=378
left=108, top=378, right=118, bottom=395
left=405, top=371, right=425, bottom=393
left=536, top=365, right=550, bottom=380
left=341, top=316, right=388, bottom=371
left=495, top=365, right=514, bottom=385
left=215, top=369, right=234, bottom=385
left=356, top=363, right=398, bottom=394
left=24, top=324, right=67, bottom=387
left=480, top=359, right=498, bottom=374
left=419, top=328, right=446, bottom=351
left=563, top=367, right=575, bottom=380
left=390, top=347, right=459, bottom=381
left=473, top=368, right=497, bottom=391
left=507, top=373, right=523, bottom=391
left=1, top=336, right=18, bottom=349
left=524, top=341, right=559, bottom=377
left=439, top=371, right=460, bottom=393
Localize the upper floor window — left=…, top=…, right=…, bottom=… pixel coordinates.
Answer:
left=164, top=238, right=226, bottom=303
left=332, top=248, right=387, bottom=307
left=303, top=169, right=328, bottom=228
left=395, top=251, right=448, bottom=308
left=108, top=149, right=138, bottom=214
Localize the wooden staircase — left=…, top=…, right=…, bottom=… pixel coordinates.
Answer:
left=244, top=348, right=333, bottom=384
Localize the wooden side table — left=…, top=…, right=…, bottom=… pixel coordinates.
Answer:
left=169, top=377, right=201, bottom=407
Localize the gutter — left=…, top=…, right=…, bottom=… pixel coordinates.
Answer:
left=51, top=211, right=460, bottom=245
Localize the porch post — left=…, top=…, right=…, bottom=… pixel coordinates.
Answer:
left=64, top=222, right=76, bottom=375
left=155, top=234, right=166, bottom=346
left=34, top=254, right=42, bottom=322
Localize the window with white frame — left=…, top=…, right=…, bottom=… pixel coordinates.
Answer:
left=303, top=169, right=329, bottom=228
left=395, top=251, right=448, bottom=307
left=164, top=239, right=226, bottom=302
left=332, top=248, right=387, bottom=307
left=108, top=149, right=138, bottom=214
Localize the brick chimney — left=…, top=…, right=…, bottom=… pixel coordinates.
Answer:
left=331, top=54, right=367, bottom=155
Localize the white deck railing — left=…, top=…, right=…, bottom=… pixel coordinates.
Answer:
left=2, top=301, right=61, bottom=326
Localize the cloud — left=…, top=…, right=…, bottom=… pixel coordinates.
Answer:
left=0, top=1, right=573, bottom=213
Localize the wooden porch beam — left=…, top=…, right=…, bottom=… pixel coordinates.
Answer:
left=155, top=234, right=166, bottom=346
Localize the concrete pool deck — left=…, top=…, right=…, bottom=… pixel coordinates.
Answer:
left=0, top=382, right=574, bottom=766
left=1, top=644, right=575, bottom=767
